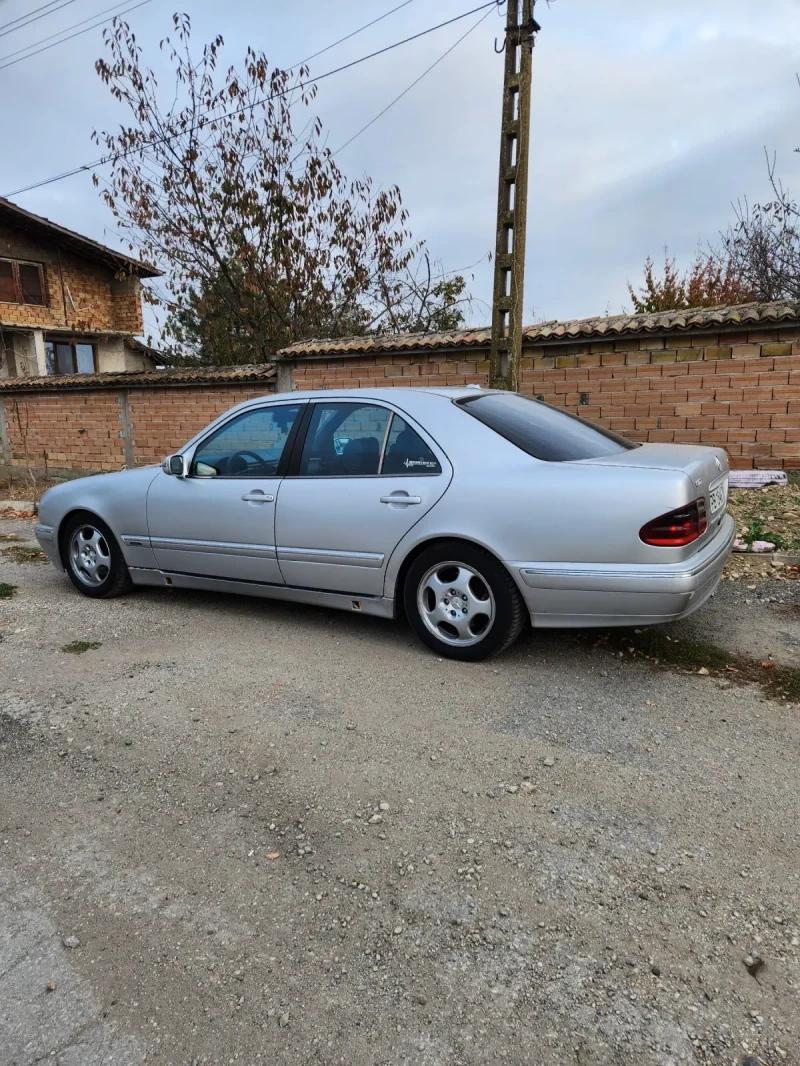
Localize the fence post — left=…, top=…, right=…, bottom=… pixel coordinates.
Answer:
left=275, top=360, right=294, bottom=394
left=0, top=396, right=10, bottom=465
left=117, top=389, right=136, bottom=468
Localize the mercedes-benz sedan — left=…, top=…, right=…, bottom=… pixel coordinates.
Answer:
left=36, top=387, right=734, bottom=660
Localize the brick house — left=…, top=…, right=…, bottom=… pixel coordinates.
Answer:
left=276, top=301, right=800, bottom=470
left=0, top=197, right=160, bottom=380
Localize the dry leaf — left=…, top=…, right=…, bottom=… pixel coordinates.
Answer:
left=760, top=661, right=776, bottom=670
left=725, top=666, right=741, bottom=674
left=645, top=700, right=656, bottom=707
left=266, top=852, right=280, bottom=860
left=698, top=667, right=710, bottom=676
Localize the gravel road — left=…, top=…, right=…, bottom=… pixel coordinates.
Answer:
left=1, top=514, right=798, bottom=1066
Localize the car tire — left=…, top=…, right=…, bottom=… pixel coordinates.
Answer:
left=61, top=514, right=133, bottom=599
left=403, top=541, right=526, bottom=661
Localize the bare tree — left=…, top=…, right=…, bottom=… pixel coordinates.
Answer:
left=719, top=152, right=800, bottom=302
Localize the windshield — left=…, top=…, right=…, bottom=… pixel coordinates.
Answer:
left=456, top=392, right=637, bottom=462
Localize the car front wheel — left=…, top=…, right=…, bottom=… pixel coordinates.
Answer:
left=62, top=515, right=133, bottom=599
left=404, top=541, right=525, bottom=661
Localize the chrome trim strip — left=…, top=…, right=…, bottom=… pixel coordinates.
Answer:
left=150, top=536, right=277, bottom=559
left=277, top=545, right=384, bottom=568
left=121, top=534, right=150, bottom=547
left=34, top=525, right=54, bottom=541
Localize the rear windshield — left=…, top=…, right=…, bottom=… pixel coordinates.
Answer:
left=456, top=392, right=637, bottom=462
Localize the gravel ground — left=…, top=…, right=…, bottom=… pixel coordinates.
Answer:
left=1, top=515, right=798, bottom=1066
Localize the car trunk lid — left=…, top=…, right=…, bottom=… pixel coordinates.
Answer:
left=576, top=443, right=730, bottom=543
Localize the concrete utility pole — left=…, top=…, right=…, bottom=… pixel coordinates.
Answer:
left=489, top=0, right=539, bottom=391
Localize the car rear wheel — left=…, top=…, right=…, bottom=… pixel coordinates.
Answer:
left=62, top=515, right=133, bottom=599
left=404, top=541, right=525, bottom=661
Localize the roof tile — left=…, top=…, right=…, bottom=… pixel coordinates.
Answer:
left=0, top=364, right=275, bottom=392
left=277, top=300, right=800, bottom=359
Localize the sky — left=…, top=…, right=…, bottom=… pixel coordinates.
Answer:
left=1, top=0, right=799, bottom=336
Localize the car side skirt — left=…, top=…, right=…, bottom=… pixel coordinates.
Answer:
left=128, top=568, right=396, bottom=619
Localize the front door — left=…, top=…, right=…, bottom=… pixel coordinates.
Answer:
left=147, top=402, right=303, bottom=584
left=275, top=400, right=451, bottom=596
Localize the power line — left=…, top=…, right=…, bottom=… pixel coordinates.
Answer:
left=290, top=0, right=419, bottom=70
left=3, top=0, right=502, bottom=199
left=0, top=0, right=152, bottom=68
left=0, top=0, right=420, bottom=73
left=0, top=0, right=79, bottom=39
left=334, top=6, right=493, bottom=156
left=0, top=0, right=66, bottom=34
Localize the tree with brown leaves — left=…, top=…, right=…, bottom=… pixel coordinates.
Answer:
left=93, top=15, right=474, bottom=365
left=627, top=249, right=758, bottom=315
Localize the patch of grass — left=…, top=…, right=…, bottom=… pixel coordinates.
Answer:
left=2, top=546, right=48, bottom=564
left=0, top=582, right=17, bottom=599
left=599, top=629, right=800, bottom=704
left=61, top=640, right=102, bottom=655
left=729, top=484, right=800, bottom=554
left=740, top=517, right=793, bottom=551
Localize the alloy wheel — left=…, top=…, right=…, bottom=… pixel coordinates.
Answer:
left=416, top=561, right=496, bottom=648
left=69, top=524, right=111, bottom=588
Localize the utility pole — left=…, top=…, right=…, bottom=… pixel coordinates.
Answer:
left=489, top=0, right=539, bottom=391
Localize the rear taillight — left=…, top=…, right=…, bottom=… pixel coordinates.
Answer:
left=640, top=499, right=707, bottom=547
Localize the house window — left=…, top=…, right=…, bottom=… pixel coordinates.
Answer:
left=44, top=341, right=96, bottom=376
left=0, top=258, right=45, bottom=305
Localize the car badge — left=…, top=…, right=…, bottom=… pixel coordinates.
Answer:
left=695, top=478, right=703, bottom=487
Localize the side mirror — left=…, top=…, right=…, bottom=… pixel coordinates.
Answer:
left=162, top=454, right=187, bottom=477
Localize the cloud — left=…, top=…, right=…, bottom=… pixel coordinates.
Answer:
left=2, top=0, right=798, bottom=329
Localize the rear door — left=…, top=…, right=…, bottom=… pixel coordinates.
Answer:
left=275, top=399, right=451, bottom=596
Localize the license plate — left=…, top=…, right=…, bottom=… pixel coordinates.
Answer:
left=709, top=478, right=728, bottom=514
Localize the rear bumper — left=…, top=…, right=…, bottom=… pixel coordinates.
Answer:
left=514, top=514, right=735, bottom=628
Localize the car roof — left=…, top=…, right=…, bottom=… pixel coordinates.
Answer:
left=260, top=386, right=493, bottom=403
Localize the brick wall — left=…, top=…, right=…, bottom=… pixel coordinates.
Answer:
left=124, top=386, right=274, bottom=468
left=0, top=379, right=274, bottom=475
left=0, top=318, right=797, bottom=476
left=289, top=325, right=800, bottom=470
left=0, top=224, right=143, bottom=335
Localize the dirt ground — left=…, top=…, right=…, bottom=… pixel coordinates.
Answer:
left=1, top=513, right=798, bottom=1066
left=727, top=483, right=800, bottom=555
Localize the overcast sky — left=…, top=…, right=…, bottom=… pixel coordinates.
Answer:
left=2, top=0, right=799, bottom=333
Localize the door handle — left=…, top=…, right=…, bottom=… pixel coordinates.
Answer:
left=241, top=492, right=275, bottom=503
left=380, top=494, right=422, bottom=505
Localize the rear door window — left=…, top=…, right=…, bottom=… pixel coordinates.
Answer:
left=298, top=402, right=391, bottom=476
left=457, top=392, right=636, bottom=461
left=382, top=415, right=442, bottom=475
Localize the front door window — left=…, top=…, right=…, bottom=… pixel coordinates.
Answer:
left=191, top=404, right=301, bottom=477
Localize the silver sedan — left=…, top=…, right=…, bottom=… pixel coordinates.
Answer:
left=36, top=387, right=735, bottom=660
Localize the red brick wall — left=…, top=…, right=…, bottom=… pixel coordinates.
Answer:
left=1, top=324, right=797, bottom=475
left=125, top=386, right=272, bottom=467
left=0, top=224, right=143, bottom=335
left=0, top=382, right=273, bottom=475
left=290, top=326, right=800, bottom=470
